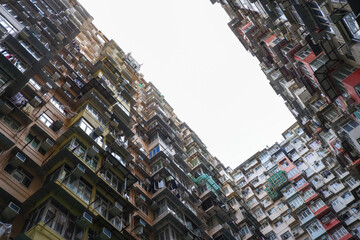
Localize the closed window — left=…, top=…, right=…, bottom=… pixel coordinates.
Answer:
left=4, top=165, right=33, bottom=187
left=1, top=115, right=20, bottom=132
left=39, top=113, right=53, bottom=127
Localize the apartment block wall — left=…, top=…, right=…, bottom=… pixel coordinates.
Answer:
left=0, top=1, right=263, bottom=240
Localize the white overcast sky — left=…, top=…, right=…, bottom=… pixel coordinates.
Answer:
left=78, top=0, right=295, bottom=168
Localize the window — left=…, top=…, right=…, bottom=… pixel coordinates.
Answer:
left=303, top=188, right=316, bottom=201
left=223, top=187, right=229, bottom=195
left=1, top=115, right=20, bottom=132
left=286, top=168, right=299, bottom=179
left=68, top=138, right=87, bottom=160
left=298, top=208, right=313, bottom=222
left=29, top=78, right=41, bottom=90
left=4, top=165, right=33, bottom=187
left=25, top=200, right=83, bottom=239
left=39, top=113, right=53, bottom=127
left=85, top=104, right=106, bottom=126
left=93, top=193, right=111, bottom=218
left=306, top=220, right=324, bottom=235
left=267, top=207, right=276, bottom=215
left=19, top=40, right=41, bottom=60
left=85, top=155, right=98, bottom=170
left=229, top=198, right=237, bottom=207
left=295, top=46, right=312, bottom=60
left=343, top=13, right=360, bottom=39
left=281, top=231, right=291, bottom=240
left=79, top=118, right=93, bottom=135
left=274, top=219, right=283, bottom=227
left=138, top=204, right=148, bottom=215
left=294, top=178, right=307, bottom=189
left=310, top=199, right=326, bottom=212
left=239, top=225, right=250, bottom=236
left=342, top=120, right=359, bottom=133
left=25, top=133, right=46, bottom=155
left=331, top=226, right=349, bottom=240
left=149, top=145, right=160, bottom=158
left=0, top=14, right=16, bottom=35
left=345, top=177, right=358, bottom=187
left=281, top=185, right=296, bottom=198
left=331, top=198, right=341, bottom=207
left=289, top=196, right=304, bottom=209
left=266, top=231, right=277, bottom=240
left=99, top=169, right=123, bottom=192
left=50, top=98, right=65, bottom=115
left=280, top=160, right=289, bottom=168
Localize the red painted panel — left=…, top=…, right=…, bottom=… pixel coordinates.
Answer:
left=342, top=68, right=360, bottom=104
left=322, top=218, right=340, bottom=231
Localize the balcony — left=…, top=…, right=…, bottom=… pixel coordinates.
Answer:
left=341, top=192, right=355, bottom=205
left=306, top=223, right=326, bottom=239
left=24, top=222, right=64, bottom=240
left=298, top=207, right=315, bottom=225
left=329, top=181, right=345, bottom=194
left=332, top=198, right=347, bottom=213
left=321, top=214, right=341, bottom=231
left=260, top=225, right=273, bottom=235
left=311, top=177, right=325, bottom=190
left=313, top=205, right=330, bottom=217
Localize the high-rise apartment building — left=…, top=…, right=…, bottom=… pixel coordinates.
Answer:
left=0, top=1, right=260, bottom=240
left=211, top=1, right=360, bottom=240
left=1, top=1, right=360, bottom=240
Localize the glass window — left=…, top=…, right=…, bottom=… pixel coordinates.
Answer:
left=79, top=118, right=94, bottom=135
left=2, top=115, right=20, bottom=131
left=39, top=113, right=53, bottom=127
left=4, top=165, right=33, bottom=187
left=298, top=208, right=313, bottom=222
left=343, top=13, right=360, bottom=39
left=149, top=145, right=160, bottom=158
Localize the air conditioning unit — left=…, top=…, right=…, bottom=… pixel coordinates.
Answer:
left=97, top=227, right=111, bottom=240
left=292, top=230, right=299, bottom=236
left=0, top=100, right=13, bottom=114
left=51, top=119, right=64, bottom=131
left=76, top=212, right=92, bottom=228
left=29, top=96, right=42, bottom=108
left=9, top=152, right=26, bottom=167
left=60, top=82, right=71, bottom=92
left=109, top=202, right=123, bottom=216
left=87, top=145, right=99, bottom=158
left=41, top=138, right=54, bottom=151
left=74, top=164, right=86, bottom=177
left=1, top=202, right=20, bottom=220
left=92, top=126, right=104, bottom=137
left=135, top=226, right=143, bottom=235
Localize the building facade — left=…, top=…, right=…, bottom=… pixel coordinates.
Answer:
left=2, top=1, right=360, bottom=240
left=211, top=1, right=360, bottom=240
left=0, top=1, right=260, bottom=240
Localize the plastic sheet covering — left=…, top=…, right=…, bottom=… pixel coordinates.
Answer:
left=0, top=222, right=11, bottom=240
